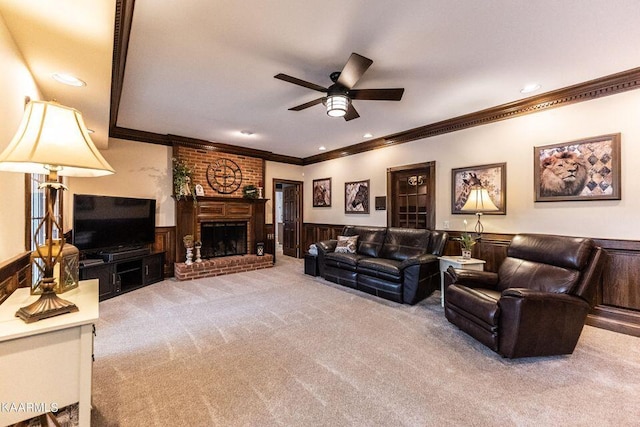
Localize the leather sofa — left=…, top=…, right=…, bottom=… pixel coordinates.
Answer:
left=315, top=226, right=448, bottom=304
left=444, top=233, right=604, bottom=358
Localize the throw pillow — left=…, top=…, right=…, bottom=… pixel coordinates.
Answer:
left=335, top=235, right=358, bottom=254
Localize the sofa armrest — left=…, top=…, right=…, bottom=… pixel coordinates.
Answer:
left=498, top=288, right=591, bottom=358
left=315, top=239, right=337, bottom=255
left=446, top=266, right=499, bottom=289
left=401, top=255, right=441, bottom=304
left=398, top=253, right=438, bottom=269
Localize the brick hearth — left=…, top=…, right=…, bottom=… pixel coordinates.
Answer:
left=174, top=254, right=273, bottom=281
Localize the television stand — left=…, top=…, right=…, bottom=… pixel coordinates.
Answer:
left=79, top=251, right=164, bottom=300
left=100, top=247, right=150, bottom=262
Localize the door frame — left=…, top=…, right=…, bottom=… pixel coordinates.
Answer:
left=387, top=161, right=436, bottom=229
left=272, top=178, right=304, bottom=258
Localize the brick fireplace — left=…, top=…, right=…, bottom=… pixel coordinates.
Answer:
left=175, top=196, right=271, bottom=279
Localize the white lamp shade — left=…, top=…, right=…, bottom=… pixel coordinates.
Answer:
left=461, top=187, right=499, bottom=212
left=326, top=95, right=349, bottom=117
left=0, top=100, right=115, bottom=177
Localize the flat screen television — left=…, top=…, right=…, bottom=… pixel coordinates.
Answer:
left=72, top=194, right=156, bottom=253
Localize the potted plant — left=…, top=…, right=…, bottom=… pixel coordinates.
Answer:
left=454, top=220, right=478, bottom=259
left=172, top=157, right=197, bottom=201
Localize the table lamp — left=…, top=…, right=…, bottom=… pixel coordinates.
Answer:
left=0, top=100, right=115, bottom=322
left=460, top=185, right=499, bottom=235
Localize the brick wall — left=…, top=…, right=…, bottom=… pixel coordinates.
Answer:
left=174, top=254, right=274, bottom=280
left=175, top=145, right=264, bottom=198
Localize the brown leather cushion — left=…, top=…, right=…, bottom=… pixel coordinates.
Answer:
left=498, top=257, right=580, bottom=294
left=342, top=226, right=387, bottom=258
left=324, top=252, right=364, bottom=271
left=508, top=234, right=594, bottom=270
left=379, top=228, right=430, bottom=261
left=357, top=257, right=402, bottom=281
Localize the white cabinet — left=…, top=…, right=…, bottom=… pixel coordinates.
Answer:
left=0, top=280, right=98, bottom=426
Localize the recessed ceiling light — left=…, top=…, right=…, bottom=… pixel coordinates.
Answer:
left=52, top=73, right=86, bottom=87
left=363, top=133, right=373, bottom=138
left=239, top=130, right=254, bottom=136
left=319, top=146, right=326, bottom=151
left=520, top=83, right=541, bottom=94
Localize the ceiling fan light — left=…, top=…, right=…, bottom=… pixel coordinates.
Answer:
left=326, top=95, right=349, bottom=117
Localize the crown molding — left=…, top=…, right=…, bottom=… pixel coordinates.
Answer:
left=302, top=67, right=640, bottom=164
left=110, top=0, right=640, bottom=166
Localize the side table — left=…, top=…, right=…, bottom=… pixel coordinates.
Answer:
left=304, top=253, right=319, bottom=276
left=438, top=255, right=486, bottom=307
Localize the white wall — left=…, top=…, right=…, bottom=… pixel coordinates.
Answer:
left=4, top=41, right=638, bottom=266
left=64, top=138, right=174, bottom=229
left=304, top=89, right=640, bottom=240
left=0, top=14, right=40, bottom=262
left=264, top=160, right=304, bottom=224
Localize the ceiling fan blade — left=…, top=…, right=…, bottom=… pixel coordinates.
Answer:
left=349, top=88, right=405, bottom=101
left=337, top=53, right=373, bottom=89
left=288, top=97, right=325, bottom=111
left=274, top=73, right=327, bottom=92
left=344, top=103, right=360, bottom=121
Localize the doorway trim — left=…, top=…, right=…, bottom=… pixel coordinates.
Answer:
left=387, top=161, right=436, bottom=229
left=272, top=178, right=304, bottom=258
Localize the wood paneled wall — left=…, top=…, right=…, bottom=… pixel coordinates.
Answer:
left=153, top=226, right=176, bottom=277
left=0, top=252, right=31, bottom=304
left=303, top=223, right=640, bottom=337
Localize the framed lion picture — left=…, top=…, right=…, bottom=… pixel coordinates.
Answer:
left=534, top=133, right=621, bottom=202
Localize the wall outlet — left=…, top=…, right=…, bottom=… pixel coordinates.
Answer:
left=443, top=221, right=450, bottom=230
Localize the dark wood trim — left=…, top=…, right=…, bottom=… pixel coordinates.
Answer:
left=302, top=67, right=640, bottom=165
left=153, top=226, right=176, bottom=277
left=110, top=0, right=136, bottom=130
left=273, top=179, right=304, bottom=258
left=24, top=174, right=30, bottom=252
left=302, top=223, right=344, bottom=252
left=109, top=3, right=640, bottom=166
left=110, top=126, right=170, bottom=145
left=386, top=161, right=436, bottom=229
left=0, top=251, right=31, bottom=305
left=169, top=135, right=303, bottom=164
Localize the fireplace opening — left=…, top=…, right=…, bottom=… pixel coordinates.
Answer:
left=201, top=222, right=247, bottom=258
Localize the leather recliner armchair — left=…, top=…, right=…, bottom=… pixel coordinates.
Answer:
left=444, top=234, right=604, bottom=358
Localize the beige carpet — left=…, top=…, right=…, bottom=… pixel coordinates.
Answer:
left=91, top=255, right=640, bottom=426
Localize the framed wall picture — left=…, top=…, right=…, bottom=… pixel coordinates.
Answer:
left=534, top=133, right=621, bottom=202
left=312, top=178, right=331, bottom=207
left=452, top=163, right=506, bottom=214
left=345, top=179, right=370, bottom=214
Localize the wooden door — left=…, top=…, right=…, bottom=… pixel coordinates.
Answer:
left=388, top=162, right=436, bottom=229
left=282, top=184, right=299, bottom=257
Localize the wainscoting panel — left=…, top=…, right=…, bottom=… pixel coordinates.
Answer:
left=303, top=223, right=640, bottom=337
left=303, top=223, right=345, bottom=252
left=0, top=252, right=31, bottom=304
left=154, top=226, right=176, bottom=277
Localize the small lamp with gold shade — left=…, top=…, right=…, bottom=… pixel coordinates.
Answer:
left=0, top=100, right=115, bottom=323
left=460, top=185, right=499, bottom=235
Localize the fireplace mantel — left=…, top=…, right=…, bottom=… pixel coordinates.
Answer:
left=175, top=197, right=268, bottom=263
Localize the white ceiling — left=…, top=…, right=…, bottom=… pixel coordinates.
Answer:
left=3, top=0, right=640, bottom=159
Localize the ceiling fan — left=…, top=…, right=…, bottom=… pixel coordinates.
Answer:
left=274, top=52, right=404, bottom=121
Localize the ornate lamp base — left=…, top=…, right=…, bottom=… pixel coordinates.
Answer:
left=15, top=278, right=78, bottom=323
